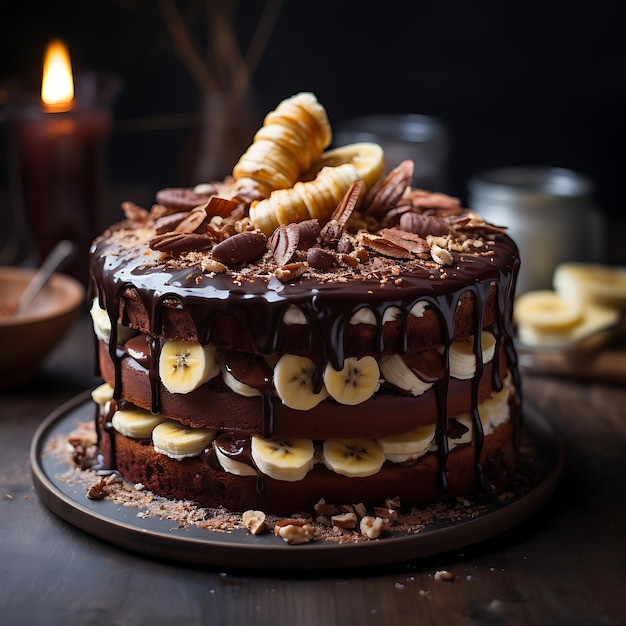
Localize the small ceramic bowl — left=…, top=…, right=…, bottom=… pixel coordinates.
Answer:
left=0, top=266, right=85, bottom=387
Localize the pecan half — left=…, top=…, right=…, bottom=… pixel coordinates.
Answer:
left=269, top=223, right=300, bottom=267
left=297, top=219, right=321, bottom=249
left=174, top=206, right=209, bottom=234
left=319, top=220, right=343, bottom=248
left=357, top=232, right=414, bottom=260
left=398, top=213, right=451, bottom=237
left=155, top=187, right=211, bottom=212
left=363, top=160, right=414, bottom=219
left=121, top=201, right=150, bottom=223
left=211, top=231, right=267, bottom=265
left=205, top=196, right=241, bottom=219
left=330, top=180, right=364, bottom=227
left=307, top=247, right=338, bottom=270
left=405, top=190, right=463, bottom=216
left=154, top=211, right=191, bottom=234
left=149, top=232, right=213, bottom=255
left=455, top=218, right=507, bottom=236
left=379, top=228, right=430, bottom=255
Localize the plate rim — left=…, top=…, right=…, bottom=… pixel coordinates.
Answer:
left=30, top=391, right=564, bottom=570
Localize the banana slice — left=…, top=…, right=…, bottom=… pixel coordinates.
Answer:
left=479, top=374, right=512, bottom=432
left=273, top=354, right=328, bottom=410
left=91, top=382, right=114, bottom=406
left=517, top=302, right=620, bottom=346
left=307, top=142, right=386, bottom=190
left=448, top=332, right=496, bottom=380
left=213, top=435, right=258, bottom=477
left=324, top=356, right=380, bottom=405
left=250, top=435, right=315, bottom=481
left=159, top=340, right=220, bottom=394
left=90, top=299, right=111, bottom=342
left=379, top=354, right=435, bottom=396
left=90, top=299, right=136, bottom=345
left=448, top=409, right=490, bottom=449
left=112, top=407, right=166, bottom=439
left=222, top=369, right=261, bottom=398
left=514, top=290, right=583, bottom=333
left=322, top=438, right=385, bottom=478
left=377, top=423, right=436, bottom=463
left=152, top=420, right=216, bottom=460
left=554, top=262, right=626, bottom=311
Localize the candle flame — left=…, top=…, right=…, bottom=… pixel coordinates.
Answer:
left=41, top=39, right=74, bottom=111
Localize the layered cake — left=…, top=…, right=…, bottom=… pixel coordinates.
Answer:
left=88, top=93, right=521, bottom=519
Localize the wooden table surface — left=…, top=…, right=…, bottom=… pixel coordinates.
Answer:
left=1, top=314, right=624, bottom=626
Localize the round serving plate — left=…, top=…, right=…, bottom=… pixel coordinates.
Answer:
left=30, top=392, right=564, bottom=570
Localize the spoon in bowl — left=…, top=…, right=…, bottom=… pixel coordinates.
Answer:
left=16, top=240, right=76, bottom=316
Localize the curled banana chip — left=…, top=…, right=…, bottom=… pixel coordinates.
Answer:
left=233, top=92, right=332, bottom=198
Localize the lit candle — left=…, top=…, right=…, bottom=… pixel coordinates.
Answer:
left=6, top=40, right=119, bottom=283
left=41, top=39, right=74, bottom=111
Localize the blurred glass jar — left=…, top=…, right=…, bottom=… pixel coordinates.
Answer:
left=335, top=114, right=449, bottom=191
left=468, top=167, right=605, bottom=294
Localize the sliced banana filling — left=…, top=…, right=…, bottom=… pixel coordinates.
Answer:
left=98, top=375, right=512, bottom=479
left=92, top=304, right=499, bottom=405
left=282, top=301, right=429, bottom=327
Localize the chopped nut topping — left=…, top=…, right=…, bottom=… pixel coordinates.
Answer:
left=431, top=244, right=454, bottom=266
left=200, top=258, right=228, bottom=274
left=274, top=262, right=306, bottom=282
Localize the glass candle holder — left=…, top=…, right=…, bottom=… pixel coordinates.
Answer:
left=468, top=166, right=604, bottom=294
left=4, top=72, right=120, bottom=283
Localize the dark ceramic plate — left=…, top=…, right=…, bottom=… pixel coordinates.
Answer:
left=31, top=392, right=563, bottom=570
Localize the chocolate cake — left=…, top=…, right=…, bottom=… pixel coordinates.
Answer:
left=88, top=93, right=521, bottom=517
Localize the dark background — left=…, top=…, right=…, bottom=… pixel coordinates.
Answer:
left=1, top=0, right=624, bottom=221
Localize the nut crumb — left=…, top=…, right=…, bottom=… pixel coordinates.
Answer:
left=242, top=510, right=266, bottom=535
left=360, top=516, right=384, bottom=539
left=87, top=477, right=107, bottom=500
left=5, top=493, right=14, bottom=501
left=274, top=519, right=316, bottom=544
left=331, top=512, right=358, bottom=529
left=434, top=570, right=455, bottom=581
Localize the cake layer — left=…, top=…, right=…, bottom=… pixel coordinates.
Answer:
left=97, top=339, right=509, bottom=439
left=97, top=417, right=517, bottom=516
left=116, top=283, right=500, bottom=356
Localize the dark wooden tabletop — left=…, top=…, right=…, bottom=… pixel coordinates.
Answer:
left=1, top=313, right=624, bottom=626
